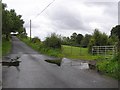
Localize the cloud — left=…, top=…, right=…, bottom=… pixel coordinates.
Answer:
left=2, top=0, right=118, bottom=40
left=49, top=8, right=87, bottom=30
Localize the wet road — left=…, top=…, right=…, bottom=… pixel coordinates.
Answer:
left=2, top=36, right=118, bottom=88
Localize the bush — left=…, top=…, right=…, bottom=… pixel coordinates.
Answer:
left=31, top=37, right=41, bottom=44
left=97, top=55, right=120, bottom=80
left=44, top=33, right=61, bottom=49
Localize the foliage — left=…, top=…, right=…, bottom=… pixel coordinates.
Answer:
left=44, top=33, right=62, bottom=49
left=2, top=3, right=25, bottom=40
left=81, top=34, right=92, bottom=47
left=70, top=32, right=77, bottom=45
left=111, top=25, right=120, bottom=52
left=88, top=38, right=95, bottom=53
left=62, top=32, right=83, bottom=46
left=19, top=36, right=62, bottom=57
left=111, top=25, right=120, bottom=40
left=107, top=36, right=118, bottom=45
left=97, top=55, right=120, bottom=80
left=39, top=44, right=62, bottom=57
left=61, top=37, right=71, bottom=45
left=31, top=37, right=41, bottom=44
left=76, top=34, right=83, bottom=45
left=92, top=29, right=108, bottom=46
left=70, top=32, right=83, bottom=46
left=19, top=28, right=27, bottom=38
left=88, top=29, right=108, bottom=53
left=2, top=38, right=12, bottom=56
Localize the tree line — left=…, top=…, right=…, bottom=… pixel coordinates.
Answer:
left=32, top=26, right=119, bottom=54
left=2, top=3, right=27, bottom=40
left=61, top=27, right=119, bottom=53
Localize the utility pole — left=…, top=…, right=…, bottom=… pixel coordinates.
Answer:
left=29, top=0, right=55, bottom=41
left=30, top=20, right=31, bottom=41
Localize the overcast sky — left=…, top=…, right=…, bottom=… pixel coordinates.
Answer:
left=3, top=0, right=119, bottom=40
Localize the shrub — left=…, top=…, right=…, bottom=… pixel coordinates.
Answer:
left=97, top=55, right=120, bottom=80
left=31, top=37, right=41, bottom=44
left=44, top=33, right=62, bottom=49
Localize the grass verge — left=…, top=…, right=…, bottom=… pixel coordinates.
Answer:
left=18, top=37, right=62, bottom=57
left=0, top=46, right=2, bottom=58
left=2, top=39, right=12, bottom=56
left=97, top=55, right=120, bottom=80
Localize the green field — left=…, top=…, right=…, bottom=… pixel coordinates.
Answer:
left=2, top=39, right=12, bottom=56
left=62, top=45, right=102, bottom=60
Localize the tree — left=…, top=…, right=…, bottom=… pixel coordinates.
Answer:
left=101, top=33, right=108, bottom=46
left=92, top=29, right=108, bottom=46
left=2, top=3, right=24, bottom=40
left=81, top=34, right=92, bottom=47
left=108, top=35, right=118, bottom=45
left=44, top=33, right=61, bottom=49
left=88, top=29, right=109, bottom=53
left=88, top=38, right=95, bottom=53
left=111, top=25, right=120, bottom=40
left=18, top=27, right=27, bottom=38
left=70, top=32, right=77, bottom=45
left=76, top=34, right=83, bottom=45
left=111, top=25, right=120, bottom=52
left=61, top=36, right=70, bottom=45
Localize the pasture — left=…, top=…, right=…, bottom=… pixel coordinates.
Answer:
left=62, top=45, right=103, bottom=60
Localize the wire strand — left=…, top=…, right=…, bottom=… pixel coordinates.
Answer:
left=32, top=0, right=55, bottom=20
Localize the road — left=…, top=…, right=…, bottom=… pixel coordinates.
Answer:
left=2, top=36, right=118, bottom=88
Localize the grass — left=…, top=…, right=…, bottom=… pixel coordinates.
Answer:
left=19, top=37, right=40, bottom=51
left=0, top=45, right=2, bottom=58
left=97, top=54, right=120, bottom=80
left=19, top=37, right=62, bottom=57
left=45, top=59, right=62, bottom=66
left=2, top=39, right=12, bottom=56
left=62, top=45, right=102, bottom=60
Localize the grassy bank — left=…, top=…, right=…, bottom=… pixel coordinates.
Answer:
left=2, top=39, right=12, bottom=56
left=97, top=55, right=119, bottom=80
left=19, top=37, right=62, bottom=57
left=0, top=46, right=2, bottom=58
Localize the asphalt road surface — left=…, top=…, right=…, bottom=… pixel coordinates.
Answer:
left=2, top=36, right=118, bottom=88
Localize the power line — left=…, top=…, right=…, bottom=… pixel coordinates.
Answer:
left=25, top=0, right=55, bottom=24
left=32, top=0, right=55, bottom=20
left=29, top=0, right=55, bottom=40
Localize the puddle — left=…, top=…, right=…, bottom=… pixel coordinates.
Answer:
left=45, top=58, right=90, bottom=70
left=45, top=59, right=62, bottom=66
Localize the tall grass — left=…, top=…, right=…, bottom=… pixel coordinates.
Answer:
left=97, top=54, right=119, bottom=80
left=19, top=37, right=62, bottom=57
left=0, top=46, right=2, bottom=58
left=2, top=39, right=12, bottom=56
